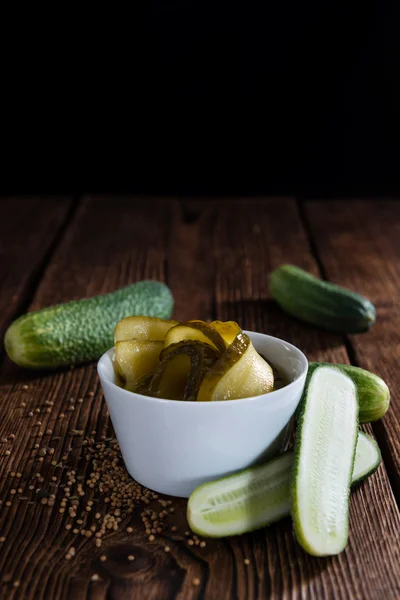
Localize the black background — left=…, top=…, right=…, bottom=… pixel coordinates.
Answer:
left=1, top=2, right=398, bottom=197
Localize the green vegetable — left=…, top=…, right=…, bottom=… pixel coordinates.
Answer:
left=269, top=264, right=376, bottom=333
left=308, top=362, right=390, bottom=422
left=291, top=365, right=359, bottom=556
left=4, top=281, right=174, bottom=369
left=187, top=432, right=379, bottom=538
left=352, top=431, right=381, bottom=485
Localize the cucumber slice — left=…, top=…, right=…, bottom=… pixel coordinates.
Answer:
left=292, top=365, right=358, bottom=556
left=352, top=431, right=381, bottom=485
left=187, top=432, right=379, bottom=538
left=187, top=453, right=293, bottom=537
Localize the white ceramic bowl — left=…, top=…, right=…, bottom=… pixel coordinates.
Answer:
left=97, top=331, right=308, bottom=498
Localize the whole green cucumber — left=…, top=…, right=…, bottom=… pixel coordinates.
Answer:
left=308, top=362, right=390, bottom=422
left=269, top=264, right=376, bottom=334
left=4, top=281, right=174, bottom=369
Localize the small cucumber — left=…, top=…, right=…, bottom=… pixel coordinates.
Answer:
left=291, top=365, right=358, bottom=556
left=308, top=362, right=390, bottom=422
left=269, top=264, right=376, bottom=334
left=4, top=281, right=174, bottom=369
left=187, top=432, right=379, bottom=538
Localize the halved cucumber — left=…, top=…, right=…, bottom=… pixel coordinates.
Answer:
left=292, top=365, right=358, bottom=556
left=352, top=431, right=381, bottom=484
left=187, top=432, right=380, bottom=538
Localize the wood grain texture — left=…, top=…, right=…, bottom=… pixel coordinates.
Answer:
left=0, top=197, right=73, bottom=345
left=0, top=197, right=399, bottom=600
left=304, top=200, right=400, bottom=502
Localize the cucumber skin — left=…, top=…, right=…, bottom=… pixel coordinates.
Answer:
left=4, top=281, right=174, bottom=369
left=291, top=365, right=359, bottom=556
left=269, top=264, right=376, bottom=334
left=308, top=362, right=390, bottom=423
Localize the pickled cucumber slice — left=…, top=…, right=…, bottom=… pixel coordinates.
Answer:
left=114, top=316, right=178, bottom=343
left=149, top=341, right=219, bottom=401
left=164, top=321, right=226, bottom=354
left=114, top=340, right=163, bottom=391
left=209, top=320, right=242, bottom=347
left=197, top=333, right=274, bottom=401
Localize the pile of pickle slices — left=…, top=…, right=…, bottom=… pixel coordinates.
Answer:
left=113, top=317, right=274, bottom=401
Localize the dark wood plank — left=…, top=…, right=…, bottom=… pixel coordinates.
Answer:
left=0, top=197, right=73, bottom=345
left=1, top=197, right=400, bottom=600
left=304, top=199, right=400, bottom=502
left=211, top=199, right=400, bottom=600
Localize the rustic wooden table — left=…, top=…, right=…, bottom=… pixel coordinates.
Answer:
left=0, top=197, right=399, bottom=600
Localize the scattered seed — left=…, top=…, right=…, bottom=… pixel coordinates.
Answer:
left=148, top=535, right=155, bottom=542
left=0, top=536, right=6, bottom=542
left=244, top=558, right=250, bottom=565
left=188, top=539, right=194, bottom=546
left=100, top=555, right=107, bottom=562
left=77, top=398, right=83, bottom=403
left=21, top=402, right=26, bottom=407
left=22, top=385, right=29, bottom=390
left=127, top=555, right=135, bottom=561
left=91, top=573, right=100, bottom=581
left=5, top=450, right=11, bottom=456
left=127, top=526, right=133, bottom=533
left=35, top=408, right=40, bottom=413
left=9, top=434, right=15, bottom=440
left=164, top=546, right=170, bottom=553
left=200, top=541, right=206, bottom=548
left=13, top=581, right=20, bottom=588
left=192, top=578, right=200, bottom=587
left=88, top=392, right=95, bottom=397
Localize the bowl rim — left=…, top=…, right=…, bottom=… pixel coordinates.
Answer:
left=97, top=330, right=308, bottom=407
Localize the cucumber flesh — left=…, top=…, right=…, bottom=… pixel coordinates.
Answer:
left=292, top=365, right=358, bottom=556
left=352, top=431, right=381, bottom=484
left=187, top=433, right=379, bottom=538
